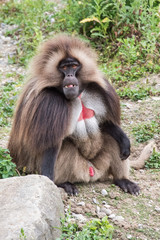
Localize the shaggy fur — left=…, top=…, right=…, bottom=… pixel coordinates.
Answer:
left=8, top=34, right=139, bottom=195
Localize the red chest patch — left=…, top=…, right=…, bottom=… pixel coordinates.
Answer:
left=78, top=102, right=95, bottom=121
left=78, top=94, right=95, bottom=121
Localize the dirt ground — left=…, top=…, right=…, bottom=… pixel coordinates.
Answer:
left=0, top=22, right=160, bottom=239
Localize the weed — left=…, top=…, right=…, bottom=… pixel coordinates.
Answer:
left=132, top=121, right=160, bottom=143
left=0, top=75, right=23, bottom=127
left=57, top=210, right=113, bottom=240
left=19, top=228, right=27, bottom=240
left=0, top=147, right=17, bottom=179
left=116, top=86, right=159, bottom=101
left=0, top=0, right=56, bottom=66
left=80, top=0, right=111, bottom=39
left=145, top=150, right=160, bottom=169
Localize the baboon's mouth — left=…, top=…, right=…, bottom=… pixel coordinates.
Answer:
left=64, top=84, right=77, bottom=88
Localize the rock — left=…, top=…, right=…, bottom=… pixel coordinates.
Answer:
left=127, top=234, right=133, bottom=239
left=114, top=215, right=124, bottom=222
left=109, top=192, right=119, bottom=199
left=101, top=207, right=112, bottom=216
left=73, top=207, right=83, bottom=214
left=72, top=213, right=87, bottom=223
left=96, top=206, right=100, bottom=214
left=97, top=212, right=106, bottom=219
left=77, top=201, right=85, bottom=206
left=0, top=175, right=64, bottom=240
left=108, top=214, right=116, bottom=219
left=155, top=206, right=160, bottom=213
left=85, top=203, right=93, bottom=209
left=138, top=224, right=143, bottom=229
left=59, top=187, right=68, bottom=201
left=101, top=189, right=108, bottom=196
left=104, top=204, right=111, bottom=208
left=93, top=198, right=99, bottom=204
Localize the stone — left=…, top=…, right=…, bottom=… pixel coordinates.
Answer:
left=108, top=214, right=116, bottom=219
left=96, top=206, right=100, bottom=214
left=77, top=201, right=85, bottom=206
left=155, top=206, right=160, bottom=213
left=101, top=189, right=108, bottom=196
left=93, top=198, right=99, bottom=204
left=0, top=175, right=64, bottom=240
left=101, top=207, right=112, bottom=216
left=72, top=213, right=87, bottom=223
left=97, top=212, right=106, bottom=219
left=114, top=215, right=124, bottom=222
left=73, top=207, right=83, bottom=214
left=103, top=204, right=111, bottom=208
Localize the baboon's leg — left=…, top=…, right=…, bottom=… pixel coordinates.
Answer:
left=91, top=135, right=140, bottom=195
left=54, top=139, right=103, bottom=194
left=105, top=135, right=140, bottom=195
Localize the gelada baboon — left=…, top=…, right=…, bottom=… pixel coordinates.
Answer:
left=8, top=34, right=140, bottom=195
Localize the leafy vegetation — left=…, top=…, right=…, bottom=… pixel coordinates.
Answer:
left=19, top=228, right=27, bottom=240
left=0, top=74, right=23, bottom=127
left=117, top=85, right=160, bottom=101
left=1, top=0, right=160, bottom=87
left=132, top=120, right=160, bottom=143
left=0, top=147, right=17, bottom=179
left=55, top=0, right=160, bottom=85
left=0, top=0, right=56, bottom=65
left=57, top=213, right=114, bottom=240
left=145, top=150, right=160, bottom=169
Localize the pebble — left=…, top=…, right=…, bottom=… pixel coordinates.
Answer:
left=77, top=201, right=85, bottom=206
left=97, top=212, right=106, bottom=219
left=108, top=213, right=116, bottom=219
left=96, top=206, right=100, bottom=214
left=127, top=234, right=132, bottom=239
left=155, top=206, right=160, bottom=213
left=138, top=224, right=143, bottom=229
left=104, top=204, right=111, bottom=208
left=114, top=215, right=124, bottom=222
left=101, top=208, right=112, bottom=216
left=93, top=198, right=99, bottom=204
left=73, top=207, right=83, bottom=214
left=72, top=213, right=87, bottom=223
left=101, top=189, right=108, bottom=196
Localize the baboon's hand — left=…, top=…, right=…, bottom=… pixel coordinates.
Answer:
left=120, top=137, right=130, bottom=160
left=58, top=182, right=78, bottom=195
left=114, top=179, right=140, bottom=195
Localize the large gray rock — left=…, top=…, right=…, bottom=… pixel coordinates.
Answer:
left=0, top=175, right=64, bottom=240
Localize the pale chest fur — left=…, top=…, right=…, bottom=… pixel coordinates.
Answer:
left=68, top=90, right=107, bottom=159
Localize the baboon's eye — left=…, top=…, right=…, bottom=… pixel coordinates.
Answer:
left=72, top=65, right=78, bottom=69
left=62, top=66, right=67, bottom=70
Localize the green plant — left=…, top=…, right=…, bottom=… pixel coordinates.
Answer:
left=58, top=213, right=114, bottom=240
left=0, top=76, right=23, bottom=126
left=19, top=228, right=27, bottom=240
left=80, top=0, right=111, bottom=39
left=0, top=0, right=56, bottom=66
left=0, top=147, right=17, bottom=179
left=132, top=121, right=160, bottom=143
left=145, top=150, right=160, bottom=169
left=117, top=86, right=153, bottom=101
